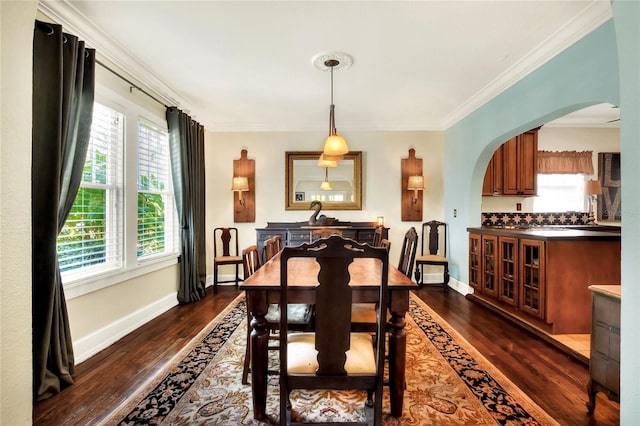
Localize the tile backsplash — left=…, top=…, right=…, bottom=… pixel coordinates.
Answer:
left=481, top=212, right=591, bottom=227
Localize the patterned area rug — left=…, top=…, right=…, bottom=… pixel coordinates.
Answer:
left=100, top=293, right=559, bottom=425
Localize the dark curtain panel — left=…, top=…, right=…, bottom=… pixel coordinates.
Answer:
left=167, top=107, right=207, bottom=303
left=32, top=21, right=95, bottom=401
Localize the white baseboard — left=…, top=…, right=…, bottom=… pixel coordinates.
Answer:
left=420, top=275, right=471, bottom=296
left=73, top=291, right=179, bottom=364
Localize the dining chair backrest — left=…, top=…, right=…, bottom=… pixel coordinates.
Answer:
left=214, top=227, right=239, bottom=257
left=398, top=226, right=418, bottom=278
left=421, top=220, right=447, bottom=257
left=372, top=226, right=383, bottom=247
left=273, top=235, right=283, bottom=252
left=380, top=238, right=391, bottom=251
left=242, top=245, right=261, bottom=278
left=264, top=237, right=278, bottom=262
left=279, top=235, right=388, bottom=425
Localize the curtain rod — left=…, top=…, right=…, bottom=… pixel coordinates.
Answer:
left=96, top=59, right=170, bottom=109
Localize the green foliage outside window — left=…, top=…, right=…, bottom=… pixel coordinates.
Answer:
left=137, top=192, right=165, bottom=257
left=57, top=187, right=107, bottom=272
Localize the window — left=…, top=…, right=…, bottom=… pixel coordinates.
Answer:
left=57, top=103, right=123, bottom=274
left=533, top=174, right=586, bottom=213
left=57, top=94, right=179, bottom=296
left=137, top=119, right=177, bottom=258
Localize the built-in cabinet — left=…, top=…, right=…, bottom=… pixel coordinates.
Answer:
left=498, top=236, right=518, bottom=307
left=482, top=128, right=539, bottom=196
left=467, top=227, right=620, bottom=335
left=519, top=239, right=545, bottom=319
left=587, top=285, right=620, bottom=414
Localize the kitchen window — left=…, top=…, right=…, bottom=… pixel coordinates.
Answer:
left=533, top=174, right=586, bottom=213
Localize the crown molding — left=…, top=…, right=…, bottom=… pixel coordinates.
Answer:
left=38, top=0, right=193, bottom=115
left=441, top=0, right=613, bottom=130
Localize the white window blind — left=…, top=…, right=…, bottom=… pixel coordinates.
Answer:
left=137, top=119, right=177, bottom=258
left=57, top=103, right=123, bottom=274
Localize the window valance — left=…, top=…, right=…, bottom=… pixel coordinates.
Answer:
left=537, top=150, right=594, bottom=175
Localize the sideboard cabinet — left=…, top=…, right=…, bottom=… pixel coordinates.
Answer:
left=587, top=285, right=620, bottom=414
left=256, top=222, right=388, bottom=256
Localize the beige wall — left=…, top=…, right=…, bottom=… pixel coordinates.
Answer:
left=1, top=2, right=38, bottom=424
left=481, top=126, right=620, bottom=213
left=205, top=130, right=445, bottom=273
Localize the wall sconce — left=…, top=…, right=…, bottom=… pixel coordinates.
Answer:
left=401, top=148, right=424, bottom=221
left=231, top=176, right=249, bottom=205
left=585, top=179, right=603, bottom=224
left=232, top=149, right=255, bottom=223
left=377, top=216, right=385, bottom=227
left=407, top=175, right=424, bottom=204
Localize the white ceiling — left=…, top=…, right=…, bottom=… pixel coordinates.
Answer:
left=42, top=1, right=616, bottom=132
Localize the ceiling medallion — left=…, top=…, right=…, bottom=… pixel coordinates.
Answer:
left=311, top=52, right=353, bottom=72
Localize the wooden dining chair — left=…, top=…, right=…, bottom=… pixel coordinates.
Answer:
left=274, top=235, right=283, bottom=252
left=241, top=245, right=314, bottom=385
left=415, top=220, right=449, bottom=291
left=213, top=227, right=244, bottom=293
left=372, top=226, right=383, bottom=247
left=397, top=226, right=418, bottom=278
left=279, top=235, right=388, bottom=425
left=380, top=239, right=391, bottom=251
left=264, top=237, right=278, bottom=262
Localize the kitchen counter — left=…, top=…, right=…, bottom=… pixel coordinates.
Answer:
left=467, top=226, right=620, bottom=241
left=468, top=227, right=621, bottom=337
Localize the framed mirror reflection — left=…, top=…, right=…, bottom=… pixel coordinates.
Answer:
left=285, top=151, right=362, bottom=210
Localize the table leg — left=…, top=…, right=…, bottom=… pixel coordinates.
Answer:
left=388, top=307, right=407, bottom=418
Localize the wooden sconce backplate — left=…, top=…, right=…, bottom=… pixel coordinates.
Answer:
left=401, top=148, right=423, bottom=222
left=233, top=149, right=255, bottom=223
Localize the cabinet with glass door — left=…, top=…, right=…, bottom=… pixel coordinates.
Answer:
left=519, top=238, right=545, bottom=319
left=482, top=235, right=498, bottom=298
left=498, top=236, right=519, bottom=306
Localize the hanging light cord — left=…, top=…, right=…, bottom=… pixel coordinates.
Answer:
left=326, top=60, right=338, bottom=136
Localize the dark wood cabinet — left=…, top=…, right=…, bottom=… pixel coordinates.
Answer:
left=482, top=145, right=503, bottom=196
left=519, top=238, right=545, bottom=319
left=482, top=128, right=538, bottom=197
left=468, top=233, right=481, bottom=291
left=498, top=236, right=518, bottom=306
left=467, top=227, right=620, bottom=335
left=502, top=130, right=538, bottom=196
left=587, top=285, right=620, bottom=414
left=482, top=235, right=498, bottom=297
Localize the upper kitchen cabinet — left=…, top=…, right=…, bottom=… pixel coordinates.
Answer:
left=483, top=128, right=539, bottom=197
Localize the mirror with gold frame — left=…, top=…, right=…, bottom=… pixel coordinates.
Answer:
left=285, top=151, right=362, bottom=210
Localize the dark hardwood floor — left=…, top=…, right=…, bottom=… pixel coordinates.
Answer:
left=33, top=286, right=619, bottom=425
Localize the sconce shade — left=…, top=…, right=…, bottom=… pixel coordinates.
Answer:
left=317, top=154, right=338, bottom=168
left=584, top=179, right=603, bottom=195
left=231, top=176, right=249, bottom=192
left=407, top=175, right=425, bottom=191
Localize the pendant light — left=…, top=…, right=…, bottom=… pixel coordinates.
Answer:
left=312, top=52, right=352, bottom=159
left=320, top=167, right=332, bottom=190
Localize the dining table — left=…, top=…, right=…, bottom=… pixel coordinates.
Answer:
left=239, top=251, right=418, bottom=420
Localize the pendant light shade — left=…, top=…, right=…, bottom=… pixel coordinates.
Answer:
left=322, top=58, right=349, bottom=158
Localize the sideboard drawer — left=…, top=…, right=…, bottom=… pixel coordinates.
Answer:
left=288, top=230, right=311, bottom=245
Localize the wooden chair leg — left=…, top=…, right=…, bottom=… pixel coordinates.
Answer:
left=242, top=314, right=251, bottom=385
left=213, top=265, right=218, bottom=294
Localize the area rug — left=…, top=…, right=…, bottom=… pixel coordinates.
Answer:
left=100, top=293, right=559, bottom=425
